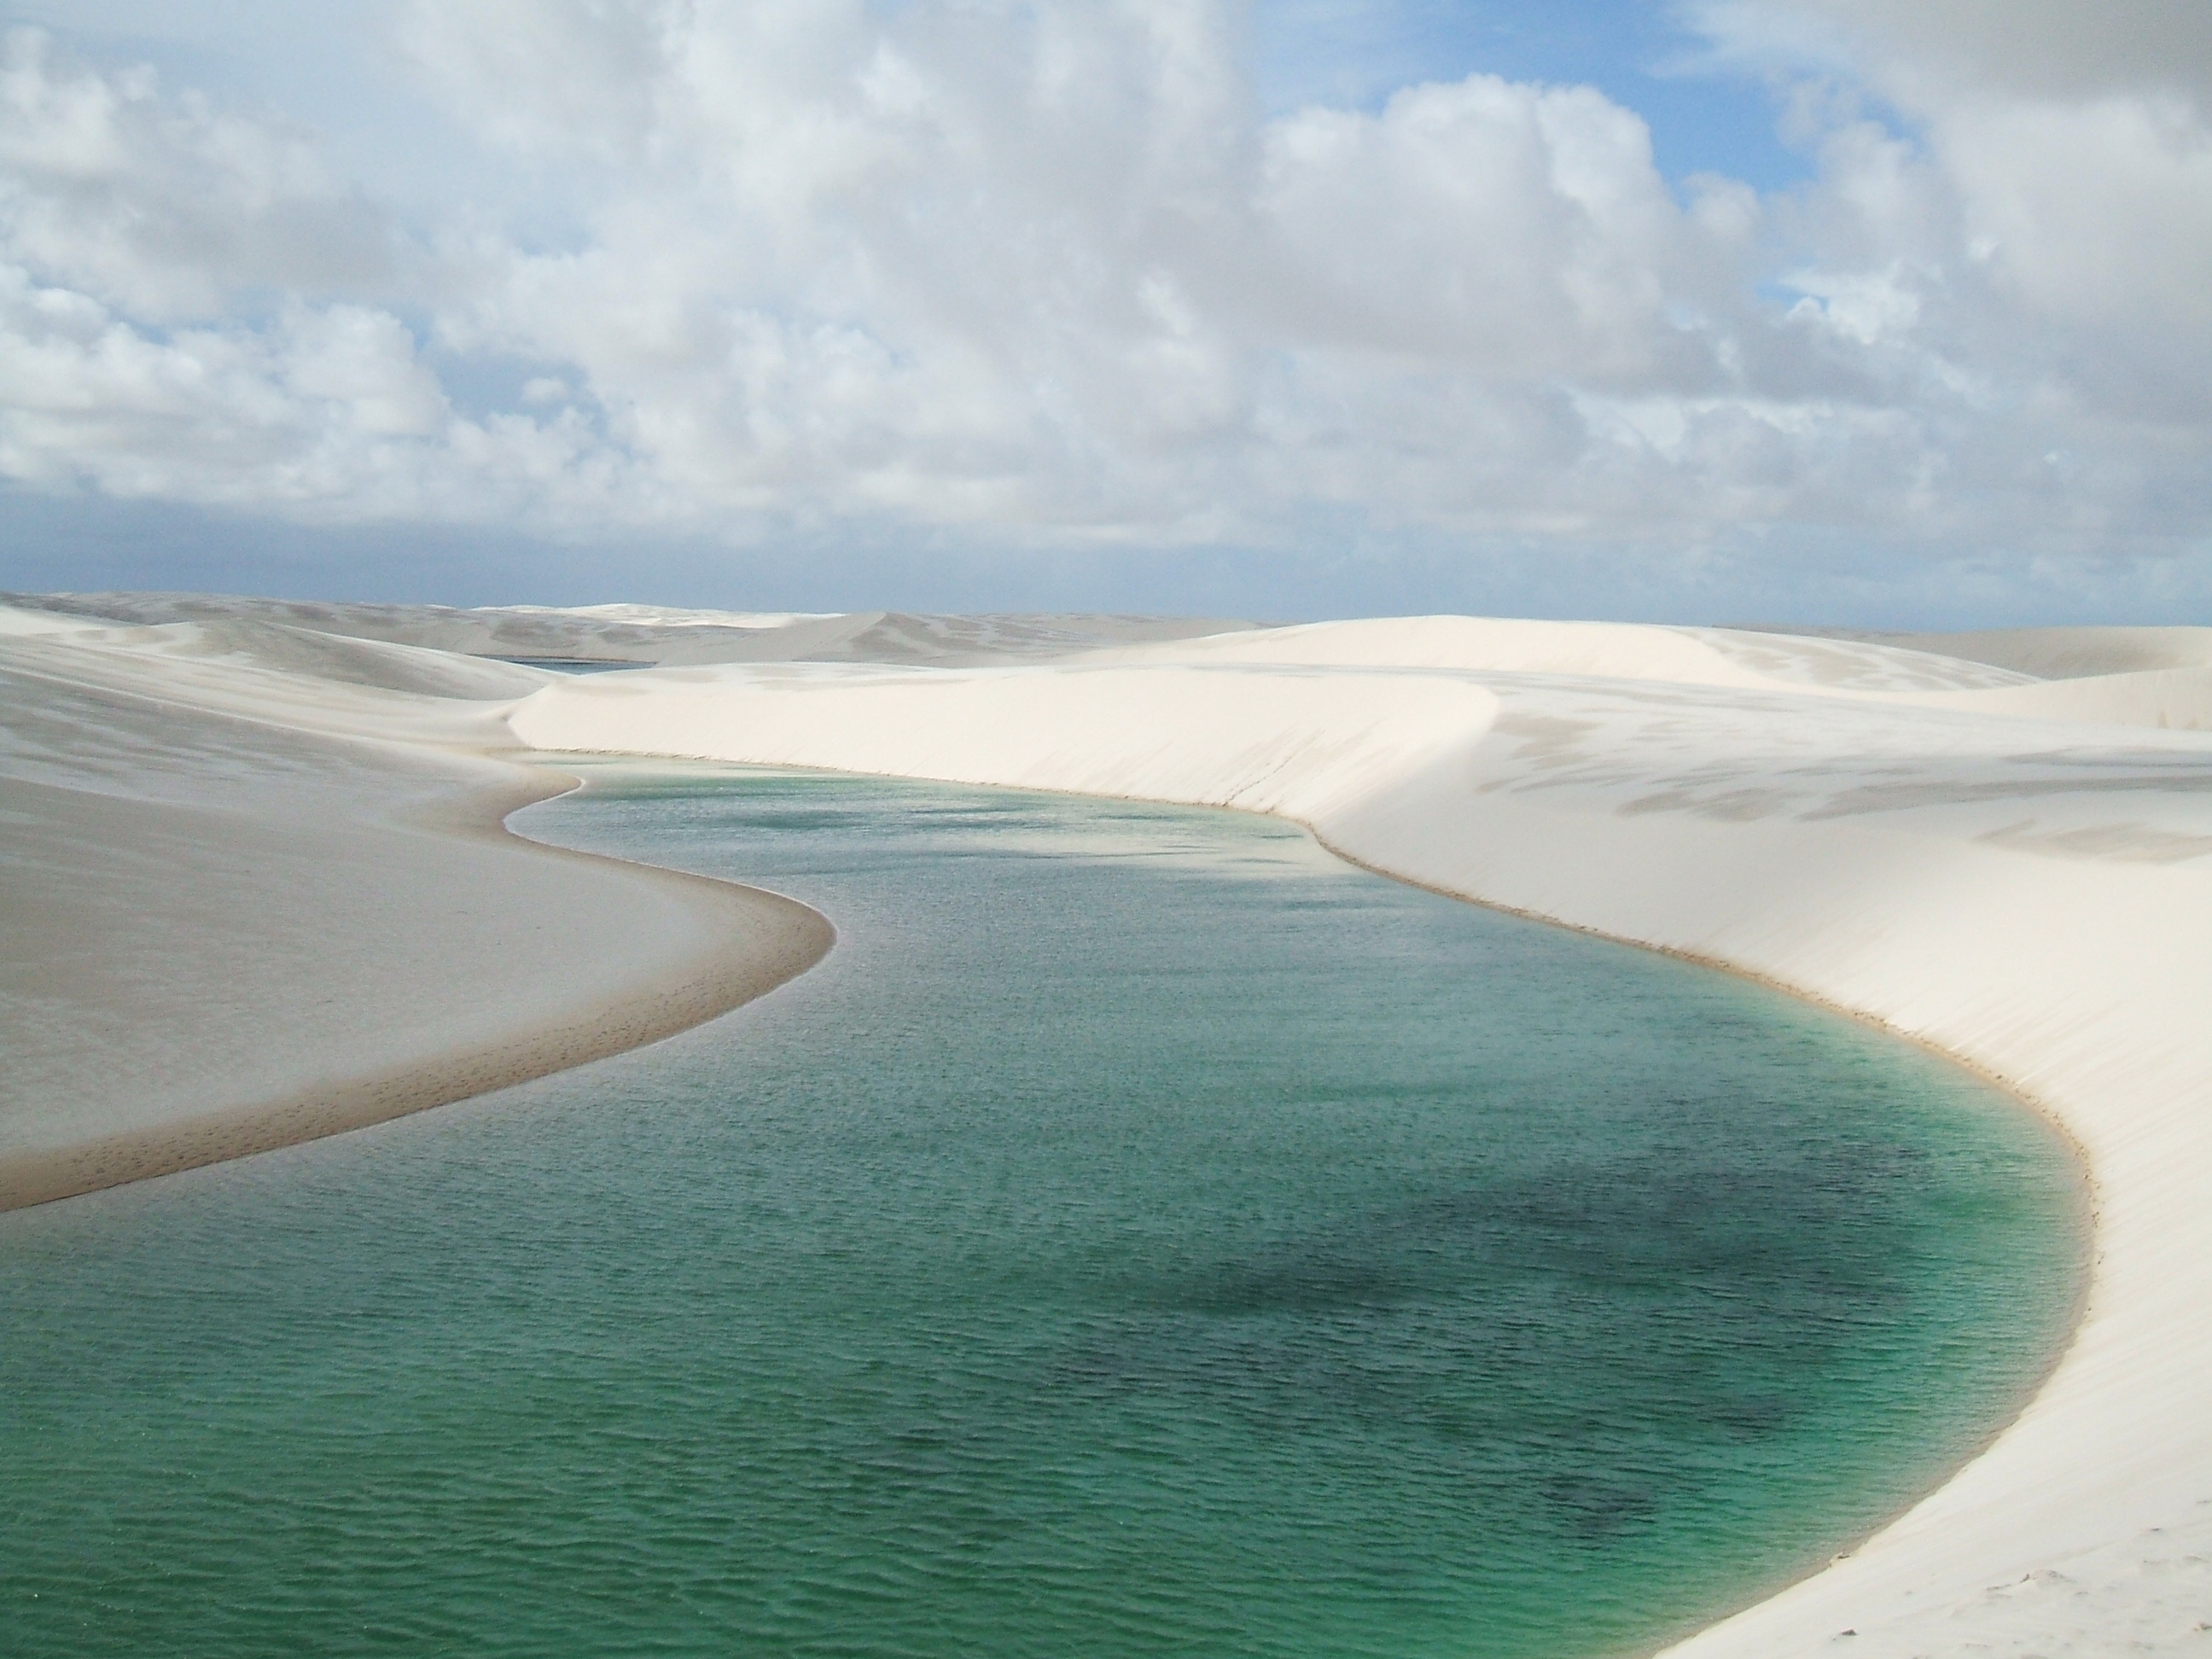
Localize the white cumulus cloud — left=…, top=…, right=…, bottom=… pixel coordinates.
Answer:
left=0, top=0, right=2206, bottom=614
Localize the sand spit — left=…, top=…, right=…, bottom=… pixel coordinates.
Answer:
left=0, top=606, right=830, bottom=1212
left=9, top=593, right=2212, bottom=1654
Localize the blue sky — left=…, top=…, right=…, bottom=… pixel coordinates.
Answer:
left=0, top=0, right=2206, bottom=625
left=1253, top=0, right=1806, bottom=189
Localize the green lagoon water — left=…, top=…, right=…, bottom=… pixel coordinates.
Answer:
left=1, top=769, right=2083, bottom=1657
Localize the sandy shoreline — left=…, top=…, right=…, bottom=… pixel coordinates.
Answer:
left=0, top=608, right=833, bottom=1213
left=1313, top=823, right=2102, bottom=1656
left=0, top=769, right=830, bottom=1213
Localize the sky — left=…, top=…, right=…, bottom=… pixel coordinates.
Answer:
left=0, top=0, right=2206, bottom=624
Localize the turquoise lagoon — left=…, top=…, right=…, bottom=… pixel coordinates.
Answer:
left=0, top=769, right=2083, bottom=1657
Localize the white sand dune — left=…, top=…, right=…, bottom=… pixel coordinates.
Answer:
left=1862, top=625, right=2212, bottom=680
left=0, top=603, right=830, bottom=1208
left=7, top=593, right=2211, bottom=1653
left=3, top=591, right=1261, bottom=667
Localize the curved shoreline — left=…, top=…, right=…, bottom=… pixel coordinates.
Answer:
left=512, top=636, right=2210, bottom=1657
left=0, top=768, right=834, bottom=1214
left=527, top=753, right=2099, bottom=1657
left=1293, top=819, right=2101, bottom=1653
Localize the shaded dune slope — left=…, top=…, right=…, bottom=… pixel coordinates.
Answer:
left=0, top=613, right=830, bottom=1212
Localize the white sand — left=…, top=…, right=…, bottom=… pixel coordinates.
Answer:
left=9, top=595, right=2210, bottom=1651
left=506, top=612, right=2212, bottom=1656
left=0, top=605, right=830, bottom=1208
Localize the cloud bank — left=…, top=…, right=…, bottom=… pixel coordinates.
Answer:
left=1, top=1, right=2207, bottom=616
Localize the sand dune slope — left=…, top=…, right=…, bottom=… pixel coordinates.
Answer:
left=1866, top=625, right=2212, bottom=680
left=1, top=591, right=1260, bottom=667
left=509, top=614, right=2212, bottom=1658
left=0, top=608, right=830, bottom=1210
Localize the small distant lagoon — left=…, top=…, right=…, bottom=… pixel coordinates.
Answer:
left=496, top=656, right=652, bottom=673
left=0, top=767, right=2085, bottom=1657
